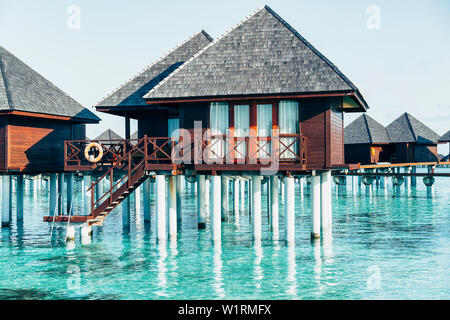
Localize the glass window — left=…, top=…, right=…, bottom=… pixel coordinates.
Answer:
left=234, top=105, right=249, bottom=159
left=257, top=104, right=272, bottom=158
left=279, top=101, right=299, bottom=159
left=210, top=102, right=229, bottom=159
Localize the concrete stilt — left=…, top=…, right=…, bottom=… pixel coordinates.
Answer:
left=66, top=173, right=74, bottom=213
left=251, top=176, right=262, bottom=241
left=143, top=178, right=151, bottom=224
left=2, top=175, right=11, bottom=227
left=135, top=185, right=141, bottom=217
left=57, top=173, right=65, bottom=214
left=311, top=172, right=321, bottom=239
left=211, top=175, right=221, bottom=242
left=168, top=176, right=177, bottom=239
left=176, top=175, right=183, bottom=224
left=233, top=179, right=239, bottom=219
left=81, top=226, right=92, bottom=245
left=284, top=176, right=295, bottom=244
left=82, top=175, right=92, bottom=216
left=269, top=175, right=279, bottom=240
left=197, top=175, right=207, bottom=229
left=320, top=171, right=332, bottom=238
left=411, top=166, right=417, bottom=187
left=122, top=196, right=130, bottom=233
left=221, top=176, right=228, bottom=221
left=156, top=175, right=166, bottom=242
left=281, top=179, right=285, bottom=204
left=205, top=178, right=210, bottom=217
left=240, top=179, right=245, bottom=212
left=16, top=175, right=24, bottom=222
left=49, top=173, right=57, bottom=216
left=66, top=226, right=76, bottom=242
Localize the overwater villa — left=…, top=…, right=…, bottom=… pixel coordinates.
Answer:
left=344, top=114, right=390, bottom=164
left=53, top=5, right=370, bottom=242
left=0, top=46, right=100, bottom=174
left=385, top=113, right=440, bottom=163
left=95, top=129, right=123, bottom=142
left=439, top=131, right=450, bottom=161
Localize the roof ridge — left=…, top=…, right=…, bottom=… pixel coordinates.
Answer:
left=404, top=113, right=418, bottom=143
left=143, top=5, right=267, bottom=99
left=362, top=114, right=374, bottom=144
left=263, top=5, right=357, bottom=92
left=0, top=47, right=14, bottom=110
left=96, top=30, right=213, bottom=107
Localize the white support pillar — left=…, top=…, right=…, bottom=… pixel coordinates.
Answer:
left=135, top=185, right=141, bottom=218
left=280, top=179, right=285, bottom=204
left=221, top=176, right=228, bottom=221
left=233, top=179, right=239, bottom=219
left=66, top=172, right=74, bottom=214
left=81, top=226, right=92, bottom=245
left=411, top=166, right=417, bottom=187
left=168, top=176, right=177, bottom=239
left=311, top=172, right=321, bottom=239
left=143, top=178, right=151, bottom=224
left=16, top=175, right=24, bottom=222
left=176, top=175, right=183, bottom=224
left=270, top=175, right=279, bottom=240
left=49, top=173, right=57, bottom=216
left=240, top=179, right=245, bottom=212
left=66, top=226, right=76, bottom=242
left=320, top=171, right=332, bottom=238
left=155, top=175, right=167, bottom=242
left=284, top=176, right=295, bottom=244
left=122, top=196, right=130, bottom=233
left=57, top=173, right=65, bottom=215
left=82, top=175, right=92, bottom=216
left=211, top=175, right=221, bottom=242
left=205, top=178, right=210, bottom=218
left=2, top=176, right=11, bottom=227
left=251, top=176, right=262, bottom=241
left=197, top=175, right=207, bottom=229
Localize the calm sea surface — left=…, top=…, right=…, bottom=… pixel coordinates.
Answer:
left=0, top=168, right=449, bottom=300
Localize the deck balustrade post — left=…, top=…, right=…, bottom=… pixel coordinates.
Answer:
left=16, top=175, right=24, bottom=222
left=197, top=175, right=207, bottom=229
left=270, top=175, right=279, bottom=240
left=311, top=172, right=321, bottom=239
left=284, top=176, right=295, bottom=244
left=156, top=175, right=167, bottom=242
left=252, top=176, right=262, bottom=241
left=211, top=175, right=221, bottom=242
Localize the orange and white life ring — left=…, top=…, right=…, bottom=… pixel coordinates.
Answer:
left=84, top=142, right=103, bottom=163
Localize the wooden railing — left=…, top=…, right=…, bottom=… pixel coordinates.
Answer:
left=64, top=133, right=307, bottom=172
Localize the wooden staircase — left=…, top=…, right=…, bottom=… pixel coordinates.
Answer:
left=44, top=137, right=150, bottom=226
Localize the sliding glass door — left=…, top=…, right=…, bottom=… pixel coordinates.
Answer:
left=210, top=102, right=229, bottom=159
left=257, top=104, right=272, bottom=159
left=279, top=100, right=299, bottom=159
left=234, top=104, right=249, bottom=160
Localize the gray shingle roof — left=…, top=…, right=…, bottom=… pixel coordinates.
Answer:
left=0, top=46, right=100, bottom=122
left=345, top=114, right=389, bottom=144
left=95, top=129, right=123, bottom=141
left=386, top=113, right=440, bottom=144
left=143, top=5, right=368, bottom=110
left=439, top=130, right=450, bottom=142
left=96, top=30, right=213, bottom=107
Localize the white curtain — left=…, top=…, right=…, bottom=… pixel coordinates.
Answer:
left=210, top=102, right=229, bottom=159
left=234, top=105, right=249, bottom=159
left=257, top=104, right=272, bottom=158
left=279, top=101, right=299, bottom=159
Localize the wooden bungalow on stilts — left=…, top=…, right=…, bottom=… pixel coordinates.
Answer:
left=0, top=46, right=100, bottom=226
left=344, top=114, right=391, bottom=164
left=95, top=129, right=123, bottom=142
left=439, top=130, right=450, bottom=161
left=385, top=113, right=440, bottom=163
left=56, top=5, right=370, bottom=242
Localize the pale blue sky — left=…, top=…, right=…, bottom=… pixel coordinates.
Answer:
left=0, top=0, right=449, bottom=152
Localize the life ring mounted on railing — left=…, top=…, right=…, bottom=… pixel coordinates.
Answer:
left=84, top=142, right=104, bottom=163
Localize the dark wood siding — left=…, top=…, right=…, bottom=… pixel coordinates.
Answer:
left=300, top=98, right=327, bottom=169
left=7, top=116, right=74, bottom=172
left=138, top=111, right=169, bottom=137
left=414, top=144, right=438, bottom=162
left=345, top=144, right=371, bottom=164
left=329, top=97, right=344, bottom=165
left=0, top=118, right=6, bottom=170
left=180, top=102, right=209, bottom=131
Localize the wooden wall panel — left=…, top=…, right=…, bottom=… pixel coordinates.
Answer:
left=300, top=98, right=327, bottom=169
left=414, top=144, right=438, bottom=162
left=7, top=116, right=72, bottom=172
left=0, top=118, right=6, bottom=170
left=329, top=97, right=344, bottom=165
left=138, top=111, right=169, bottom=137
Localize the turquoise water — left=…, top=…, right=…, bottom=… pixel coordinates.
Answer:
left=0, top=169, right=449, bottom=300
